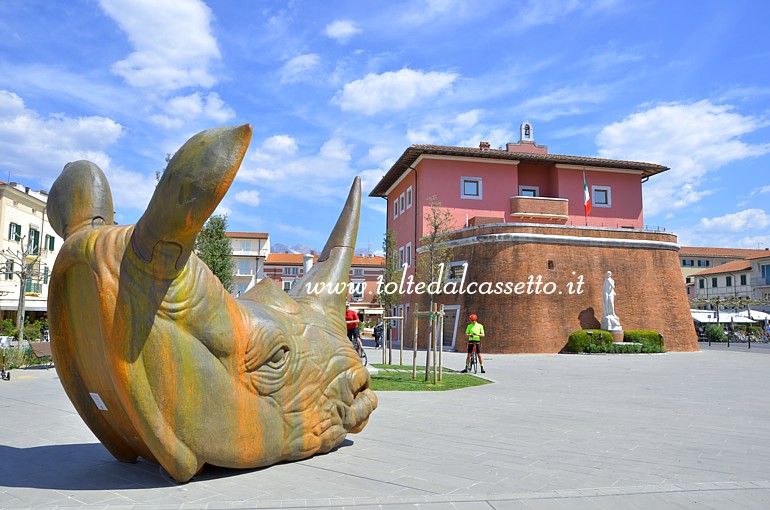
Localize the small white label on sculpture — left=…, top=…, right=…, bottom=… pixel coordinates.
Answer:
left=90, top=392, right=108, bottom=411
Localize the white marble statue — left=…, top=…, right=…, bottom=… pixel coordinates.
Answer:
left=601, top=271, right=622, bottom=331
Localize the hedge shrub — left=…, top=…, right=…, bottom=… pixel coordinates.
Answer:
left=705, top=324, right=727, bottom=343
left=623, top=330, right=665, bottom=353
left=567, top=330, right=613, bottom=353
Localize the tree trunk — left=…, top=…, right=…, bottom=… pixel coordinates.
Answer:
left=16, top=275, right=26, bottom=345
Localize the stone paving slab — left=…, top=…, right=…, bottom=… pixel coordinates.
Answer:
left=2, top=345, right=770, bottom=508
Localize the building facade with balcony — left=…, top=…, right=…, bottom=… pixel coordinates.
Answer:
left=370, top=121, right=698, bottom=353
left=0, top=181, right=62, bottom=321
left=263, top=253, right=385, bottom=319
left=226, top=232, right=270, bottom=297
left=690, top=251, right=770, bottom=309
left=678, top=246, right=769, bottom=297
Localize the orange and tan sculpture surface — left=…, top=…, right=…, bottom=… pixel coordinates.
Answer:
left=46, top=125, right=376, bottom=483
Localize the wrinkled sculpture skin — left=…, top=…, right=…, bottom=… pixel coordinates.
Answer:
left=46, top=125, right=377, bottom=483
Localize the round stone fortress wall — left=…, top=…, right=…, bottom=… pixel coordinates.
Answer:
left=412, top=224, right=699, bottom=353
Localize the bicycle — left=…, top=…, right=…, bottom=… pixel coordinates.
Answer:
left=468, top=342, right=479, bottom=374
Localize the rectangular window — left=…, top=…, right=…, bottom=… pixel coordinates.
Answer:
left=406, top=186, right=412, bottom=208
left=393, top=199, right=399, bottom=219
left=399, top=192, right=405, bottom=213
left=591, top=186, right=612, bottom=207
left=446, top=261, right=468, bottom=281
left=352, top=281, right=364, bottom=301
left=353, top=268, right=364, bottom=276
left=399, top=247, right=404, bottom=268
left=283, top=266, right=299, bottom=275
left=711, top=277, right=718, bottom=288
left=699, top=279, right=705, bottom=289
left=4, top=261, right=13, bottom=280
left=239, top=260, right=251, bottom=274
left=518, top=186, right=539, bottom=197
left=741, top=274, right=747, bottom=286
left=29, top=228, right=40, bottom=255
left=726, top=276, right=732, bottom=287
left=404, top=242, right=412, bottom=267
left=8, top=222, right=21, bottom=241
left=461, top=177, right=482, bottom=200
left=282, top=279, right=294, bottom=291
left=45, top=234, right=55, bottom=252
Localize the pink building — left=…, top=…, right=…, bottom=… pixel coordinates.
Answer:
left=369, top=122, right=698, bottom=353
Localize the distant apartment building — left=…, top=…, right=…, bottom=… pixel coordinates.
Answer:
left=690, top=251, right=770, bottom=308
left=226, top=232, right=270, bottom=297
left=678, top=246, right=769, bottom=297
left=263, top=252, right=385, bottom=318
left=0, top=181, right=62, bottom=321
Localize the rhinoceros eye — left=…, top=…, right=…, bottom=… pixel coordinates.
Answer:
left=266, top=345, right=290, bottom=370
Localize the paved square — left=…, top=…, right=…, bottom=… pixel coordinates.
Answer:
left=2, top=345, right=770, bottom=509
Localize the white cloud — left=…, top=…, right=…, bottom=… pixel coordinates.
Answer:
left=324, top=20, right=362, bottom=43
left=99, top=0, right=220, bottom=91
left=333, top=68, right=459, bottom=115
left=518, top=84, right=612, bottom=121
left=698, top=209, right=770, bottom=232
left=234, top=189, right=261, bottom=206
left=360, top=168, right=385, bottom=197
left=319, top=138, right=351, bottom=161
left=150, top=92, right=235, bottom=127
left=751, top=185, right=770, bottom=196
left=0, top=90, right=123, bottom=184
left=278, top=54, right=321, bottom=84
left=596, top=100, right=770, bottom=216
left=237, top=135, right=357, bottom=203
left=264, top=135, right=298, bottom=154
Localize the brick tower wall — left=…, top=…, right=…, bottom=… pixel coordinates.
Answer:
left=408, top=224, right=699, bottom=353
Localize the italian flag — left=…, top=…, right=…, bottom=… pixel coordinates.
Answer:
left=583, top=169, right=591, bottom=216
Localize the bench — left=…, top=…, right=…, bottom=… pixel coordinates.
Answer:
left=28, top=341, right=54, bottom=368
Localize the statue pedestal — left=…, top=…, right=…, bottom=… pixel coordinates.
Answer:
left=611, top=331, right=624, bottom=343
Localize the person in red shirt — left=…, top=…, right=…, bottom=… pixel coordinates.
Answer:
left=345, top=304, right=364, bottom=354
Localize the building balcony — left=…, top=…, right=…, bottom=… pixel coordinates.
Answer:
left=751, top=277, right=770, bottom=287
left=509, top=196, right=569, bottom=224
left=232, top=249, right=269, bottom=258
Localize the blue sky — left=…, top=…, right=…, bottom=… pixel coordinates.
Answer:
left=1, top=0, right=769, bottom=251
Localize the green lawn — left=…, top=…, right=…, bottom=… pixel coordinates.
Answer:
left=369, top=365, right=492, bottom=391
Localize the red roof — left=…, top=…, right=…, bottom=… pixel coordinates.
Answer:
left=370, top=144, right=669, bottom=197
left=679, top=246, right=769, bottom=259
left=691, top=259, right=752, bottom=276
left=226, top=232, right=269, bottom=239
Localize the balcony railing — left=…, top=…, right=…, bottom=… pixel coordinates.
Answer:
left=509, top=196, right=569, bottom=224
left=751, top=277, right=770, bottom=287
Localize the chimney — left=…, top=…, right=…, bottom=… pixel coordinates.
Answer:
left=303, top=253, right=314, bottom=273
left=479, top=141, right=491, bottom=150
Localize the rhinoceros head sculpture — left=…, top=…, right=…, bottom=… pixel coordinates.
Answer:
left=46, top=125, right=377, bottom=483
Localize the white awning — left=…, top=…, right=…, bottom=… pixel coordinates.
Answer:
left=737, top=310, right=770, bottom=321
left=0, top=299, right=48, bottom=312
left=691, top=310, right=755, bottom=323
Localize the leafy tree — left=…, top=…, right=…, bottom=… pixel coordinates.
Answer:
left=416, top=196, right=456, bottom=381
left=194, top=215, right=235, bottom=293
left=374, top=229, right=403, bottom=312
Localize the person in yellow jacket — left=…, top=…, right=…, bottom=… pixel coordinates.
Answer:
left=461, top=314, right=485, bottom=373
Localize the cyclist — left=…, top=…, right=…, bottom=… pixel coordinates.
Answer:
left=345, top=304, right=364, bottom=355
left=461, top=313, right=485, bottom=373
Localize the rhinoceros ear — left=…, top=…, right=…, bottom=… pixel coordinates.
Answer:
left=290, top=177, right=360, bottom=315
left=131, top=124, right=252, bottom=274
left=47, top=161, right=114, bottom=240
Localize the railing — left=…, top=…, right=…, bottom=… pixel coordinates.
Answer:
left=751, top=277, right=770, bottom=287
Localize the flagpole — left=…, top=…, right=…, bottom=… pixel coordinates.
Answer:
left=582, top=166, right=588, bottom=226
